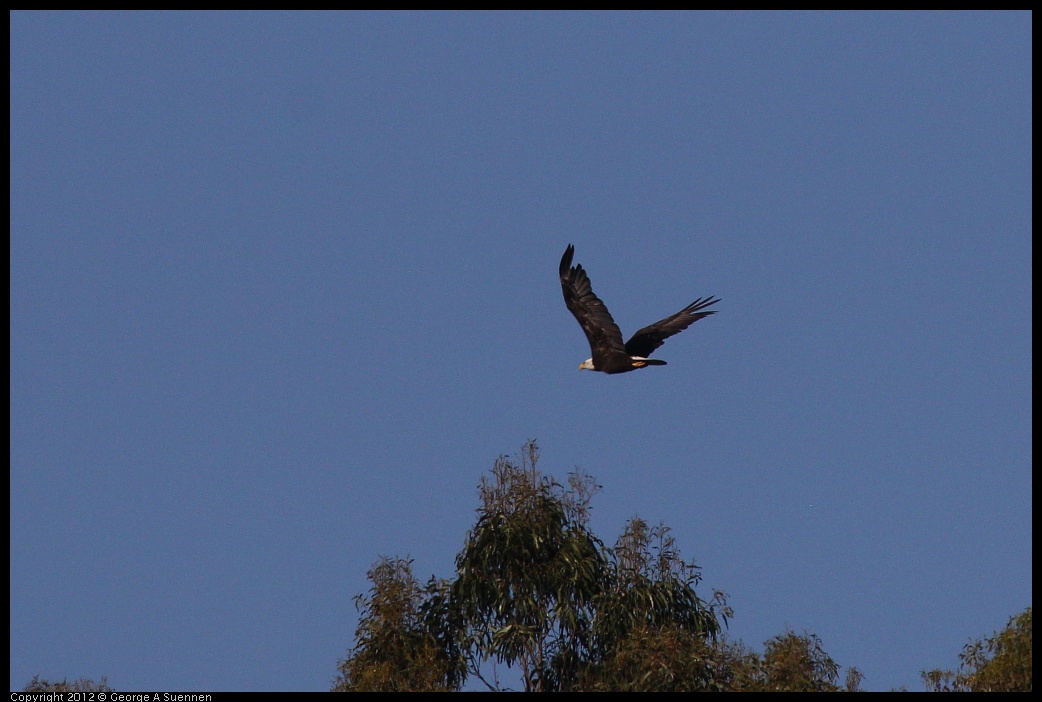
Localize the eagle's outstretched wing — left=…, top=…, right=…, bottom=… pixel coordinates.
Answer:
left=624, top=296, right=720, bottom=359
left=559, top=245, right=627, bottom=366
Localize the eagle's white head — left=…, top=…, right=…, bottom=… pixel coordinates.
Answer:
left=579, top=359, right=595, bottom=370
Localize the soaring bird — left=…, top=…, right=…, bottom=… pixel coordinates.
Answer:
left=559, top=244, right=719, bottom=374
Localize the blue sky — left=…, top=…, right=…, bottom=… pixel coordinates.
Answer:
left=10, top=11, right=1031, bottom=692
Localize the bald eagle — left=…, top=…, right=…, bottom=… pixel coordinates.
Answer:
left=559, top=244, right=719, bottom=374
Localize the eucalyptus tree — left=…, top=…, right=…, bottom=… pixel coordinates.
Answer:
left=337, top=442, right=732, bottom=692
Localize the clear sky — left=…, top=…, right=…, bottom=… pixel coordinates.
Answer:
left=10, top=11, right=1031, bottom=692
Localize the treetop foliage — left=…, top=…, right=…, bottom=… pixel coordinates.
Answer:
left=921, top=606, right=1031, bottom=692
left=23, top=443, right=1028, bottom=692
left=22, top=676, right=114, bottom=692
left=334, top=441, right=867, bottom=692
